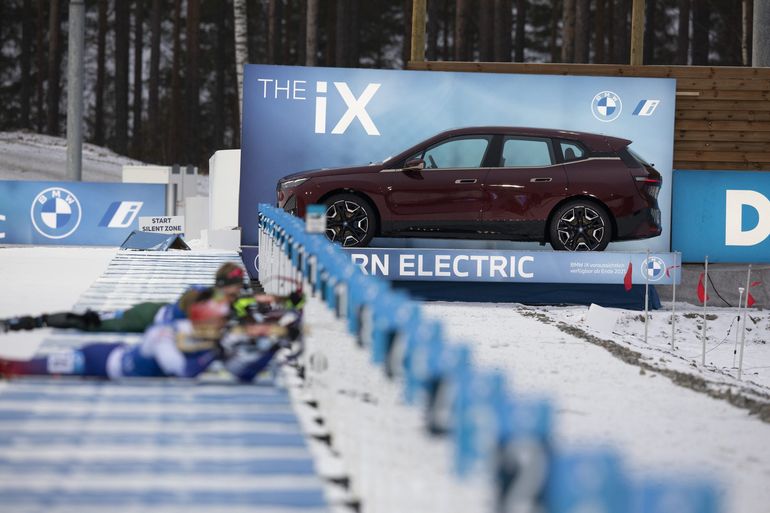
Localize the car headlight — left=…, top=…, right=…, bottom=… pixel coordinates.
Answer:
left=281, top=177, right=309, bottom=189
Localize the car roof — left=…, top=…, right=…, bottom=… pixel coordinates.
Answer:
left=433, top=126, right=631, bottom=152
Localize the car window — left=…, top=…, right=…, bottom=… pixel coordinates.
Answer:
left=560, top=141, right=585, bottom=161
left=421, top=137, right=490, bottom=169
left=499, top=137, right=554, bottom=167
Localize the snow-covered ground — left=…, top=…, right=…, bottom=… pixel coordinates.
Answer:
left=0, top=131, right=143, bottom=182
left=424, top=301, right=770, bottom=513
left=3, top=247, right=770, bottom=512
left=0, top=247, right=117, bottom=359
left=0, top=130, right=209, bottom=195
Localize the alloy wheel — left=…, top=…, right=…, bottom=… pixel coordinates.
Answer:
left=556, top=205, right=607, bottom=251
left=325, top=200, right=370, bottom=247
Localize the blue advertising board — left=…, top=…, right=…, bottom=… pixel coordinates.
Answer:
left=672, top=170, right=770, bottom=263
left=347, top=248, right=680, bottom=285
left=0, top=180, right=165, bottom=246
left=240, top=64, right=676, bottom=251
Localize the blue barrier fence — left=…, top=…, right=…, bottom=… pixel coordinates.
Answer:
left=257, top=203, right=720, bottom=513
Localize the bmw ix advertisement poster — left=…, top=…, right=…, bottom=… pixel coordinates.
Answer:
left=239, top=64, right=675, bottom=251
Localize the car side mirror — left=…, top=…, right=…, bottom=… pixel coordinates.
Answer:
left=403, top=158, right=425, bottom=172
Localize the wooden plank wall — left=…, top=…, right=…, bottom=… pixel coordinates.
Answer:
left=406, top=61, right=770, bottom=171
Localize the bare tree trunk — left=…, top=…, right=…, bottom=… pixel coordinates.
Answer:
left=493, top=0, right=512, bottom=61
left=594, top=0, right=606, bottom=63
left=455, top=0, right=470, bottom=60
left=403, top=0, right=413, bottom=66
left=677, top=0, right=689, bottom=64
left=94, top=0, right=107, bottom=146
left=35, top=0, right=46, bottom=132
left=148, top=0, right=160, bottom=154
left=46, top=0, right=61, bottom=135
left=551, top=0, right=561, bottom=62
left=226, top=0, right=240, bottom=148
left=282, top=0, right=292, bottom=64
left=325, top=0, right=336, bottom=66
left=114, top=0, right=130, bottom=152
left=132, top=0, right=144, bottom=156
left=427, top=0, right=440, bottom=60
left=443, top=0, right=451, bottom=59
left=691, top=0, right=709, bottom=65
left=233, top=0, right=247, bottom=121
left=297, top=0, right=306, bottom=64
left=246, top=0, right=259, bottom=62
left=612, top=0, right=629, bottom=63
left=574, top=0, right=589, bottom=62
left=643, top=0, right=656, bottom=64
left=21, top=0, right=33, bottom=127
left=268, top=0, right=282, bottom=64
left=562, top=0, right=575, bottom=62
left=479, top=0, right=494, bottom=61
left=186, top=0, right=200, bottom=164
left=742, top=0, right=752, bottom=65
left=306, top=0, right=318, bottom=65
left=169, top=0, right=182, bottom=162
left=215, top=0, right=227, bottom=149
left=350, top=0, right=360, bottom=65
left=514, top=0, right=526, bottom=61
left=337, top=0, right=348, bottom=66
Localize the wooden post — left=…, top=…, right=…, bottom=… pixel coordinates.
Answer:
left=411, top=0, right=427, bottom=63
left=630, top=0, right=645, bottom=65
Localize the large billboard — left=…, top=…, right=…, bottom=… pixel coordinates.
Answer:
left=672, top=170, right=770, bottom=263
left=240, top=65, right=676, bottom=250
left=0, top=180, right=165, bottom=246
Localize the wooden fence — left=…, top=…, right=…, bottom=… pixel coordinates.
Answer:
left=406, top=61, right=770, bottom=171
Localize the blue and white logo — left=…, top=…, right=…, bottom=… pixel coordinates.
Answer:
left=640, top=256, right=666, bottom=282
left=99, top=201, right=144, bottom=228
left=591, top=91, right=622, bottom=122
left=632, top=99, right=660, bottom=116
left=29, top=187, right=82, bottom=239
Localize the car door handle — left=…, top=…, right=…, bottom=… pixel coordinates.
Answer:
left=454, top=179, right=478, bottom=184
left=530, top=177, right=552, bottom=183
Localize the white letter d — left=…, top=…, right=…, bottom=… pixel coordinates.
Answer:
left=725, top=190, right=770, bottom=246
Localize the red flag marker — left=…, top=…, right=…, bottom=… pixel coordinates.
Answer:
left=697, top=273, right=709, bottom=304
left=624, top=261, right=633, bottom=291
left=747, top=280, right=761, bottom=307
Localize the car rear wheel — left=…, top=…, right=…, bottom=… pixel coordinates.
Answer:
left=549, top=200, right=611, bottom=251
left=324, top=194, right=376, bottom=247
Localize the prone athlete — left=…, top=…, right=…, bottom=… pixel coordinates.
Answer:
left=1, top=262, right=304, bottom=334
left=0, top=290, right=303, bottom=383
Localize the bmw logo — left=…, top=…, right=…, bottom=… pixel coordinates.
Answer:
left=30, top=187, right=82, bottom=239
left=591, top=91, right=622, bottom=122
left=640, top=256, right=666, bottom=282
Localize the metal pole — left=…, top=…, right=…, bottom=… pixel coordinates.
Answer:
left=738, top=265, right=752, bottom=380
left=670, top=255, right=677, bottom=350
left=734, top=287, right=744, bottom=368
left=66, top=0, right=85, bottom=181
left=644, top=249, right=650, bottom=344
left=701, top=256, right=709, bottom=366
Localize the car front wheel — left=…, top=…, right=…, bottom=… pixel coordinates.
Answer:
left=549, top=200, right=611, bottom=251
left=324, top=194, right=376, bottom=247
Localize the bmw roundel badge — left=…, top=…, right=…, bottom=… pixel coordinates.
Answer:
left=30, top=187, right=82, bottom=239
left=640, top=256, right=666, bottom=282
left=591, top=91, right=622, bottom=122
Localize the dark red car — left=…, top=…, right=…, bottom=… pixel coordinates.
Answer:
left=276, top=127, right=662, bottom=251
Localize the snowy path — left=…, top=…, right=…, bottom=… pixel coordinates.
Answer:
left=424, top=301, right=770, bottom=513
left=0, top=249, right=331, bottom=512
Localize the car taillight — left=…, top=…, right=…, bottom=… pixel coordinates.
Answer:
left=635, top=176, right=661, bottom=199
